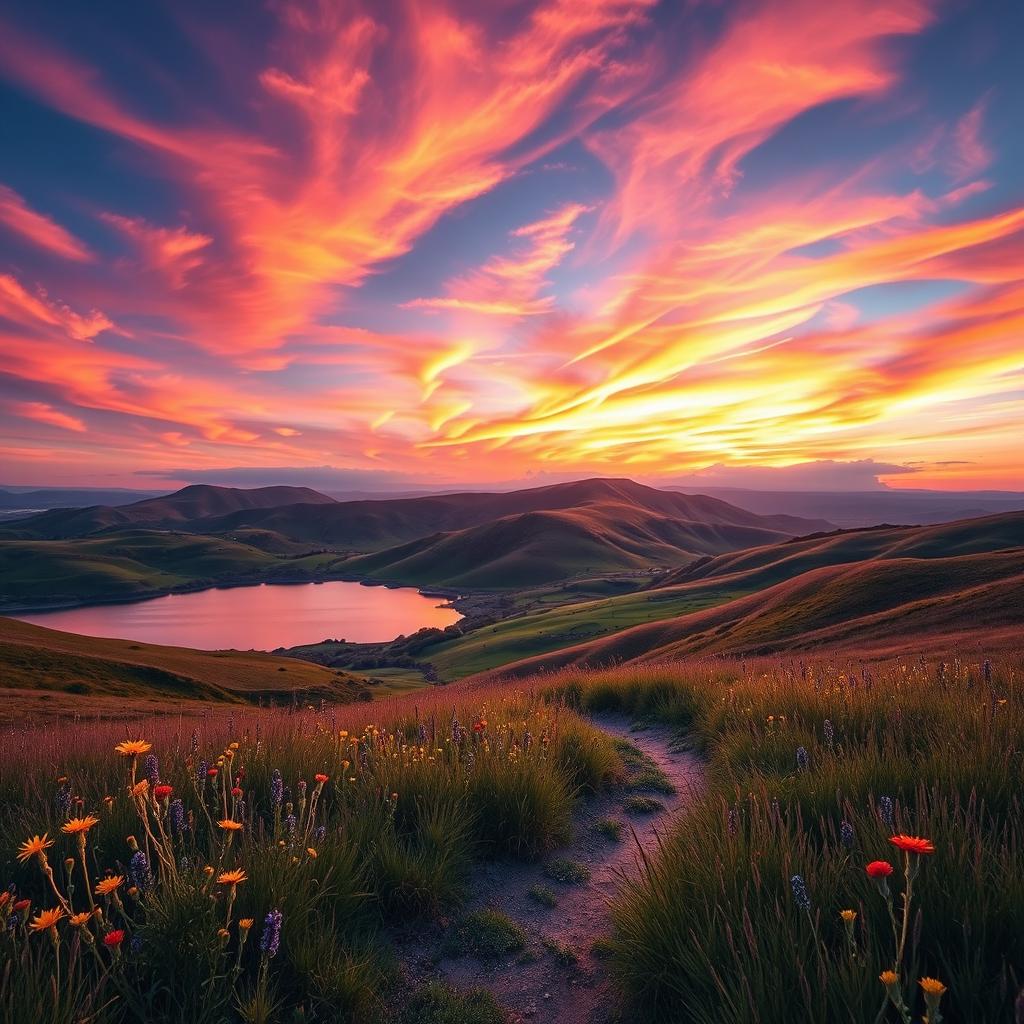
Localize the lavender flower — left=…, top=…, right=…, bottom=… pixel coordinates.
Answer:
left=260, top=910, right=283, bottom=958
left=823, top=719, right=834, bottom=748
left=55, top=780, right=72, bottom=819
left=169, top=798, right=185, bottom=835
left=130, top=850, right=152, bottom=893
left=790, top=874, right=811, bottom=912
left=129, top=934, right=143, bottom=955
left=285, top=814, right=297, bottom=840
left=417, top=722, right=427, bottom=744
left=840, top=820, right=855, bottom=850
left=271, top=769, right=283, bottom=806
left=983, top=659, right=993, bottom=687
left=796, top=746, right=809, bottom=772
left=879, top=796, right=895, bottom=831
left=197, top=759, right=208, bottom=785
left=144, top=753, right=160, bottom=786
left=314, top=825, right=326, bottom=844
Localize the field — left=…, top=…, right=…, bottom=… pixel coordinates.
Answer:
left=1, top=649, right=1020, bottom=1022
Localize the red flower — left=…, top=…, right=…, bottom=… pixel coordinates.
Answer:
left=154, top=784, right=173, bottom=801
left=889, top=834, right=935, bottom=856
left=315, top=773, right=329, bottom=784
left=13, top=899, right=30, bottom=913
left=103, top=929, right=126, bottom=947
left=207, top=768, right=219, bottom=778
left=866, top=860, right=894, bottom=878
left=231, top=787, right=243, bottom=798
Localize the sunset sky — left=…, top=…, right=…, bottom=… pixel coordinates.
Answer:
left=1, top=0, right=1022, bottom=492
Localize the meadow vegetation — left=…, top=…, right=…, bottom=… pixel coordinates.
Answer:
left=541, top=654, right=1024, bottom=1022
left=0, top=690, right=623, bottom=1023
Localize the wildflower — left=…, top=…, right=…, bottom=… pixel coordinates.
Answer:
left=880, top=970, right=898, bottom=987
left=61, top=815, right=99, bottom=835
left=13, top=899, right=30, bottom=914
left=315, top=773, right=328, bottom=784
left=259, top=909, right=283, bottom=958
left=104, top=929, right=125, bottom=948
left=16, top=834, right=53, bottom=863
left=115, top=740, right=151, bottom=757
left=866, top=860, right=894, bottom=878
left=69, top=911, right=93, bottom=927
left=271, top=769, right=283, bottom=805
left=144, top=753, right=160, bottom=786
left=29, top=907, right=65, bottom=933
left=129, top=934, right=143, bottom=955
left=823, top=718, right=834, bottom=747
left=239, top=918, right=254, bottom=933
left=154, top=784, right=173, bottom=801
left=314, top=825, right=326, bottom=844
left=217, top=869, right=248, bottom=886
left=169, top=798, right=185, bottom=834
left=231, top=786, right=243, bottom=798
left=920, top=976, right=947, bottom=1020
left=727, top=808, right=738, bottom=835
left=795, top=746, right=809, bottom=772
left=218, top=819, right=243, bottom=832
left=789, top=874, right=811, bottom=911
left=306, top=847, right=318, bottom=858
left=131, top=780, right=150, bottom=798
left=286, top=814, right=297, bottom=839
left=95, top=875, right=124, bottom=897
left=129, top=850, right=153, bottom=892
left=840, top=820, right=855, bottom=850
left=207, top=768, right=219, bottom=778
left=203, top=865, right=215, bottom=877
left=889, top=834, right=935, bottom=855
left=878, top=796, right=895, bottom=830
left=839, top=909, right=857, bottom=923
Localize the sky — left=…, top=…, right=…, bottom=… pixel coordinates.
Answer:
left=0, top=0, right=1022, bottom=492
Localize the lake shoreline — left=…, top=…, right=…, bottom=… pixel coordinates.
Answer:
left=0, top=572, right=467, bottom=616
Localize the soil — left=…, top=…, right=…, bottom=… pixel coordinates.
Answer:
left=394, top=714, right=705, bottom=1024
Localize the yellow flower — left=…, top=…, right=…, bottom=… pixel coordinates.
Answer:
left=61, top=815, right=100, bottom=835
left=919, top=978, right=947, bottom=998
left=17, top=833, right=53, bottom=863
left=69, top=912, right=93, bottom=927
left=115, top=740, right=152, bottom=757
left=95, top=875, right=125, bottom=897
left=29, top=907, right=65, bottom=932
left=217, top=869, right=248, bottom=885
left=217, top=819, right=243, bottom=832
left=839, top=909, right=857, bottom=923
left=879, top=970, right=898, bottom=987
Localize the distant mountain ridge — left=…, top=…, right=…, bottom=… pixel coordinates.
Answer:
left=3, top=478, right=830, bottom=548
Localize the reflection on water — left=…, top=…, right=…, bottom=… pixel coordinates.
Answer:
left=16, top=581, right=461, bottom=650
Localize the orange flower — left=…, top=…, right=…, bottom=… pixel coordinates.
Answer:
left=217, top=819, right=243, bottom=832
left=95, top=875, right=125, bottom=897
left=28, top=907, right=65, bottom=933
left=69, top=911, right=93, bottom=927
left=114, top=740, right=152, bottom=757
left=889, top=834, right=935, bottom=855
left=217, top=869, right=248, bottom=885
left=61, top=815, right=100, bottom=836
left=17, top=834, right=53, bottom=863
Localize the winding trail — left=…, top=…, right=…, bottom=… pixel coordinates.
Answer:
left=398, top=715, right=704, bottom=1024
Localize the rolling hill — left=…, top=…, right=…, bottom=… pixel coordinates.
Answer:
left=473, top=547, right=1024, bottom=678
left=0, top=616, right=368, bottom=719
left=426, top=512, right=1024, bottom=678
left=1, top=484, right=337, bottom=539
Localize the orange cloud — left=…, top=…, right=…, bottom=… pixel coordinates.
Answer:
left=10, top=401, right=86, bottom=432
left=0, top=184, right=92, bottom=261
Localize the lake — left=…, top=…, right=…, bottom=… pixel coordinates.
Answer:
left=16, top=581, right=461, bottom=650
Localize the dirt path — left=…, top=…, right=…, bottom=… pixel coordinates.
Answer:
left=398, top=715, right=704, bottom=1024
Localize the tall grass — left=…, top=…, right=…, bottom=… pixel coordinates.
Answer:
left=0, top=687, right=622, bottom=1023
left=542, top=654, right=1024, bottom=1022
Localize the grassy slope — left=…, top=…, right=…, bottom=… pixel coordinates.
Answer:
left=478, top=550, right=1024, bottom=677
left=0, top=530, right=337, bottom=605
left=428, top=512, right=1024, bottom=678
left=339, top=502, right=807, bottom=589
left=0, top=616, right=366, bottom=718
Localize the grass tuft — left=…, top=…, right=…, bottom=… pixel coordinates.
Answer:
left=542, top=858, right=591, bottom=884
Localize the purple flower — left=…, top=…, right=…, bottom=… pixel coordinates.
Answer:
left=271, top=769, right=283, bottom=806
left=823, top=719, right=834, bottom=747
left=169, top=798, right=185, bottom=835
left=285, top=814, right=296, bottom=840
left=879, top=796, right=895, bottom=831
left=144, top=753, right=160, bottom=786
left=840, top=820, right=855, bottom=849
left=260, top=910, right=283, bottom=958
left=796, top=746, right=809, bottom=772
left=130, top=850, right=152, bottom=893
left=790, top=874, right=811, bottom=912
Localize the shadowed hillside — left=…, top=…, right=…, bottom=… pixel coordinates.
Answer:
left=0, top=616, right=367, bottom=719
left=480, top=548, right=1024, bottom=677
left=423, top=511, right=1024, bottom=677
left=341, top=500, right=820, bottom=588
